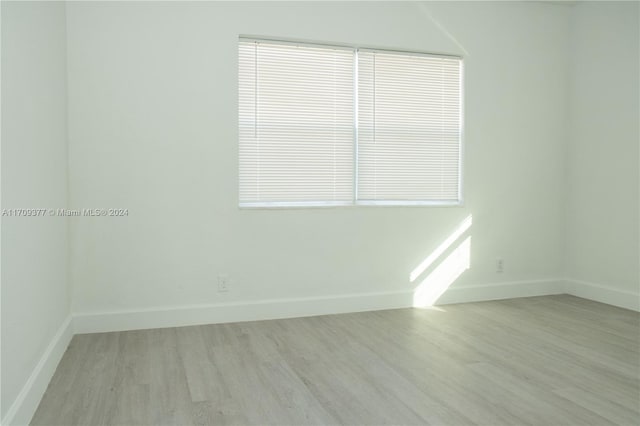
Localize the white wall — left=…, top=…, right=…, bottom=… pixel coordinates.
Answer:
left=566, top=1, right=640, bottom=304
left=1, top=1, right=70, bottom=421
left=66, top=1, right=569, bottom=317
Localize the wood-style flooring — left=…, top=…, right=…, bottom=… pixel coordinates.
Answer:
left=32, top=295, right=640, bottom=425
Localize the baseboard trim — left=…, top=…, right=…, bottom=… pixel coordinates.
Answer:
left=73, top=290, right=414, bottom=334
left=1, top=315, right=73, bottom=426
left=435, top=279, right=564, bottom=305
left=73, top=279, right=565, bottom=334
left=563, top=279, right=640, bottom=311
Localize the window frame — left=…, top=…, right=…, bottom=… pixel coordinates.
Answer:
left=238, top=37, right=465, bottom=209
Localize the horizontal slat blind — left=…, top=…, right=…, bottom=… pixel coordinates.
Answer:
left=357, top=50, right=462, bottom=203
left=239, top=40, right=355, bottom=205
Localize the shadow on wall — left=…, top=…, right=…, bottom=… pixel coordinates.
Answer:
left=411, top=215, right=472, bottom=307
left=414, top=2, right=470, bottom=57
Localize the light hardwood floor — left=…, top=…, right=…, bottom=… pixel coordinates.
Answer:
left=32, top=295, right=640, bottom=425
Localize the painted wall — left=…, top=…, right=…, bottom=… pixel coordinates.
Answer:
left=566, top=2, right=639, bottom=299
left=66, top=1, right=569, bottom=315
left=1, top=1, right=70, bottom=420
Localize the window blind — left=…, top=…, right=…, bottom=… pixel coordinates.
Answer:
left=357, top=50, right=462, bottom=204
left=239, top=40, right=355, bottom=206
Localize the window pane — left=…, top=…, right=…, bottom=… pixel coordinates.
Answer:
left=239, top=40, right=355, bottom=206
left=357, top=51, right=462, bottom=203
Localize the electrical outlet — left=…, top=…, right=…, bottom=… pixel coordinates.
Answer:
left=496, top=258, right=504, bottom=273
left=218, top=273, right=229, bottom=292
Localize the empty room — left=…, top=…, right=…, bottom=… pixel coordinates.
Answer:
left=1, top=1, right=639, bottom=425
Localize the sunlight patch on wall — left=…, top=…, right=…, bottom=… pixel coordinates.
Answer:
left=413, top=236, right=471, bottom=307
left=410, top=215, right=472, bottom=283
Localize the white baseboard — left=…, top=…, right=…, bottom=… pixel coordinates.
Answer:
left=435, top=279, right=564, bottom=305
left=73, top=279, right=564, bottom=334
left=1, top=316, right=73, bottom=426
left=563, top=279, right=640, bottom=312
left=73, top=290, right=414, bottom=334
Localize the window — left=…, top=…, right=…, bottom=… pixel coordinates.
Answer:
left=239, top=38, right=463, bottom=207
